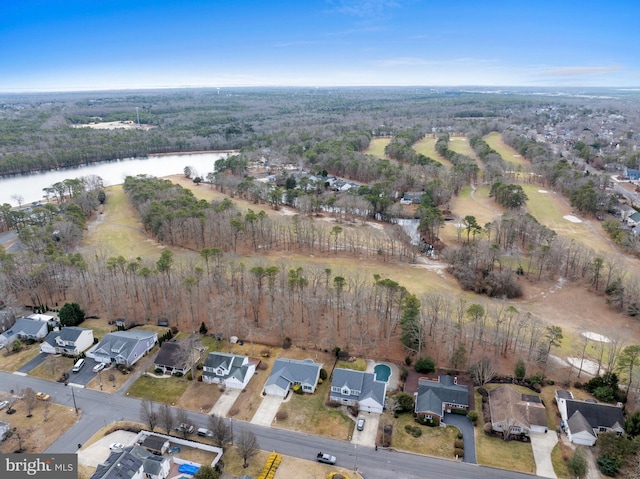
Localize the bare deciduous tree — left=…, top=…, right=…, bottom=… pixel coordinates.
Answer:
left=140, top=399, right=158, bottom=431
left=208, top=414, right=232, bottom=450
left=237, top=429, right=259, bottom=468
left=469, top=357, right=496, bottom=386
left=159, top=404, right=175, bottom=434
left=22, top=388, right=36, bottom=417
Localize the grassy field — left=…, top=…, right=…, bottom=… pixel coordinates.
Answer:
left=276, top=379, right=354, bottom=440
left=484, top=132, right=529, bottom=167
left=388, top=412, right=461, bottom=459
left=448, top=136, right=480, bottom=164
left=126, top=374, right=190, bottom=403
left=365, top=137, right=391, bottom=159
left=0, top=392, right=78, bottom=454
left=0, top=343, right=43, bottom=372
left=413, top=137, right=453, bottom=167
left=335, top=357, right=367, bottom=371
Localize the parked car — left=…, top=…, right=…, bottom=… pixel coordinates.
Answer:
left=0, top=400, right=8, bottom=410
left=36, top=392, right=50, bottom=401
left=175, top=423, right=194, bottom=434
left=93, top=362, right=106, bottom=373
left=357, top=417, right=366, bottom=431
left=316, top=452, right=336, bottom=465
left=109, top=443, right=125, bottom=451
left=197, top=428, right=213, bottom=437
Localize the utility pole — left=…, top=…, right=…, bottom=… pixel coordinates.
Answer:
left=70, top=386, right=78, bottom=415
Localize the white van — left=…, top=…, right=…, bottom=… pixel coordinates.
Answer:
left=72, top=358, right=85, bottom=373
left=197, top=428, right=212, bottom=437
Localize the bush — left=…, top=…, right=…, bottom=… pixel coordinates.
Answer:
left=404, top=355, right=413, bottom=366
left=155, top=368, right=163, bottom=374
left=292, top=384, right=302, bottom=394
left=404, top=425, right=422, bottom=437
left=454, top=439, right=464, bottom=449
left=325, top=399, right=341, bottom=408
left=514, top=359, right=526, bottom=379
left=457, top=432, right=464, bottom=440
left=415, top=357, right=436, bottom=374
left=275, top=411, right=288, bottom=421
left=454, top=447, right=464, bottom=458
left=597, top=454, right=621, bottom=477
left=468, top=411, right=478, bottom=424
left=319, top=368, right=328, bottom=380
left=173, top=371, right=183, bottom=377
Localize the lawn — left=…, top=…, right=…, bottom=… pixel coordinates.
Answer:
left=413, top=137, right=453, bottom=167
left=29, top=354, right=75, bottom=382
left=276, top=379, right=353, bottom=440
left=364, top=137, right=391, bottom=159
left=388, top=412, right=460, bottom=459
left=484, top=132, right=529, bottom=167
left=448, top=136, right=480, bottom=164
left=0, top=392, right=78, bottom=454
left=126, top=374, right=190, bottom=403
left=0, top=343, right=43, bottom=372
left=335, top=357, right=367, bottom=371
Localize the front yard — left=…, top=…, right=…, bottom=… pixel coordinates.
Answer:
left=388, top=411, right=461, bottom=459
left=276, top=379, right=353, bottom=440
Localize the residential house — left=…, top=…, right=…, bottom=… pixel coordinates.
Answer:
left=90, top=445, right=170, bottom=479
left=329, top=368, right=387, bottom=413
left=87, top=330, right=157, bottom=367
left=400, top=191, right=423, bottom=205
left=0, top=317, right=48, bottom=347
left=414, top=375, right=469, bottom=422
left=27, top=313, right=58, bottom=325
left=617, top=204, right=636, bottom=221
left=264, top=358, right=322, bottom=397
left=628, top=211, right=640, bottom=227
left=488, top=385, right=548, bottom=436
left=202, top=352, right=256, bottom=389
left=40, top=327, right=94, bottom=356
left=153, top=341, right=190, bottom=375
left=624, top=167, right=640, bottom=181
left=556, top=390, right=625, bottom=446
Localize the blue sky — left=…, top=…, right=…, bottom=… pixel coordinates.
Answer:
left=1, top=0, right=638, bottom=92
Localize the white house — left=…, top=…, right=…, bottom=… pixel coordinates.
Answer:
left=91, top=445, right=170, bottom=479
left=40, top=327, right=94, bottom=356
left=329, top=368, right=387, bottom=413
left=264, top=358, right=322, bottom=397
left=202, top=352, right=256, bottom=389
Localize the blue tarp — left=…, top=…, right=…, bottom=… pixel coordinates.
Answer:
left=178, top=464, right=200, bottom=475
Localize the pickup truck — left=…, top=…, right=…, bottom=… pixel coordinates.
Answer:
left=316, top=452, right=336, bottom=465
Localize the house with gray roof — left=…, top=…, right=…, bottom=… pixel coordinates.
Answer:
left=202, top=352, right=256, bottom=389
left=264, top=358, right=322, bottom=397
left=556, top=390, right=624, bottom=446
left=40, top=327, right=94, bottom=356
left=330, top=368, right=387, bottom=413
left=628, top=211, right=640, bottom=227
left=0, top=317, right=48, bottom=347
left=90, top=445, right=170, bottom=479
left=87, top=330, right=157, bottom=367
left=414, top=375, right=469, bottom=422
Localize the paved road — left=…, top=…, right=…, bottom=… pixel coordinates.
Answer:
left=0, top=371, right=535, bottom=479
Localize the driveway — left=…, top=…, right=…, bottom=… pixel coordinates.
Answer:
left=208, top=387, right=241, bottom=416
left=443, top=413, right=476, bottom=464
left=78, top=430, right=138, bottom=467
left=351, top=413, right=380, bottom=446
left=250, top=394, right=283, bottom=426
left=530, top=431, right=557, bottom=478
left=17, top=352, right=48, bottom=374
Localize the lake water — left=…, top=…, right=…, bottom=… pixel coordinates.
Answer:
left=0, top=152, right=230, bottom=206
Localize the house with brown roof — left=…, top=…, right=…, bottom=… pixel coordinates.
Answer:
left=488, top=385, right=548, bottom=437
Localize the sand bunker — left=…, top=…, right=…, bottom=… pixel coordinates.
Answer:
left=582, top=332, right=611, bottom=343
left=563, top=215, right=582, bottom=223
left=538, top=189, right=548, bottom=193
left=567, top=357, right=602, bottom=376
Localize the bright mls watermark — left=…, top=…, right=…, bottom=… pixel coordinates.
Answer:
left=2, top=454, right=77, bottom=479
